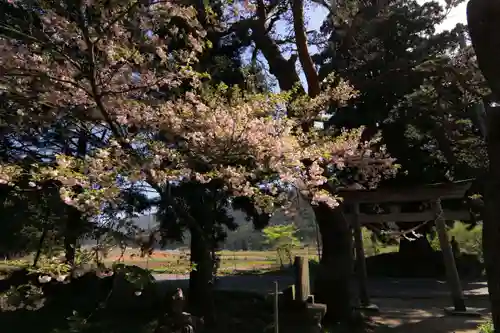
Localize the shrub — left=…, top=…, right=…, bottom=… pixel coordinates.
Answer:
left=362, top=229, right=398, bottom=257
left=428, top=222, right=483, bottom=260
left=478, top=319, right=493, bottom=333
left=448, top=222, right=482, bottom=260
left=262, top=224, right=301, bottom=267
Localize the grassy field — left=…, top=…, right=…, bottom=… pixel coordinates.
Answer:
left=0, top=248, right=315, bottom=276
left=100, top=248, right=320, bottom=275
left=0, top=222, right=483, bottom=277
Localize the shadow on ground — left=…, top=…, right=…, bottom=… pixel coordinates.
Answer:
left=155, top=261, right=488, bottom=300
left=371, top=298, right=490, bottom=333
left=0, top=287, right=275, bottom=333
left=0, top=264, right=490, bottom=333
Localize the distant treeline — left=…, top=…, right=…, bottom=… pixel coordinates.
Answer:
left=121, top=208, right=320, bottom=251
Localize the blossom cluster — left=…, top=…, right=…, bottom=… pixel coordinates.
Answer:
left=0, top=0, right=396, bottom=216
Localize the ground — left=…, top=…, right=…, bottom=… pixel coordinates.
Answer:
left=371, top=298, right=488, bottom=333
left=0, top=244, right=490, bottom=333
left=154, top=273, right=490, bottom=332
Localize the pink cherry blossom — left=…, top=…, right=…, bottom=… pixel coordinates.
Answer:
left=0, top=0, right=396, bottom=215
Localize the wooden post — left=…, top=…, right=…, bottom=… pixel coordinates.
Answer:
left=433, top=198, right=467, bottom=312
left=352, top=203, right=370, bottom=307
left=274, top=281, right=280, bottom=333
left=294, top=256, right=311, bottom=303
left=289, top=256, right=328, bottom=333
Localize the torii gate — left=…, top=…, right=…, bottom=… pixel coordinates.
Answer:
left=338, top=179, right=481, bottom=316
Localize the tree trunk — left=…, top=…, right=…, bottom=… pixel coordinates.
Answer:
left=483, top=104, right=500, bottom=331
left=291, top=0, right=320, bottom=97
left=312, top=203, right=354, bottom=325
left=33, top=227, right=48, bottom=267
left=467, top=0, right=500, bottom=99
left=64, top=220, right=78, bottom=266
left=250, top=0, right=302, bottom=95
left=467, top=0, right=500, bottom=329
left=64, top=232, right=77, bottom=266
left=64, top=209, right=82, bottom=266
left=189, top=224, right=216, bottom=326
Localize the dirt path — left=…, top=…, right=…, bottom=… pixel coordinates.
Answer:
left=154, top=274, right=489, bottom=298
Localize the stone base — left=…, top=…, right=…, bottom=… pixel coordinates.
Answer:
left=306, top=303, right=327, bottom=318
left=355, top=303, right=380, bottom=313
left=279, top=302, right=327, bottom=333
left=443, top=306, right=484, bottom=317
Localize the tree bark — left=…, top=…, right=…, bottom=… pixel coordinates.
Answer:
left=467, top=0, right=500, bottom=99
left=64, top=209, right=81, bottom=266
left=312, top=203, right=354, bottom=325
left=467, top=0, right=500, bottom=329
left=64, top=228, right=77, bottom=266
left=64, top=128, right=88, bottom=267
left=483, top=105, right=500, bottom=331
left=250, top=0, right=302, bottom=94
left=189, top=223, right=216, bottom=326
left=33, top=227, right=48, bottom=267
left=291, top=0, right=320, bottom=97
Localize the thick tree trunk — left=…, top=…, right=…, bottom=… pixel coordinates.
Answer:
left=467, top=0, right=500, bottom=99
left=312, top=203, right=354, bottom=325
left=189, top=224, right=216, bottom=326
left=467, top=0, right=500, bottom=329
left=250, top=5, right=302, bottom=94
left=483, top=105, right=500, bottom=331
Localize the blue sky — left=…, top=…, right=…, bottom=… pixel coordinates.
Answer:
left=259, top=0, right=468, bottom=92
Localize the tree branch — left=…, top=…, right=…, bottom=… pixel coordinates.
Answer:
left=291, top=0, right=321, bottom=97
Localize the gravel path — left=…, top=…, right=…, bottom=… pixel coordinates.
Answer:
left=154, top=273, right=294, bottom=295
left=154, top=274, right=491, bottom=332
left=153, top=273, right=489, bottom=299
left=371, top=297, right=490, bottom=333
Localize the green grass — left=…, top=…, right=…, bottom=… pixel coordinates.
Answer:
left=478, top=319, right=494, bottom=333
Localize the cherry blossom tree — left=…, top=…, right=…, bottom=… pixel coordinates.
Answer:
left=0, top=0, right=396, bottom=323
left=0, top=0, right=394, bottom=214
